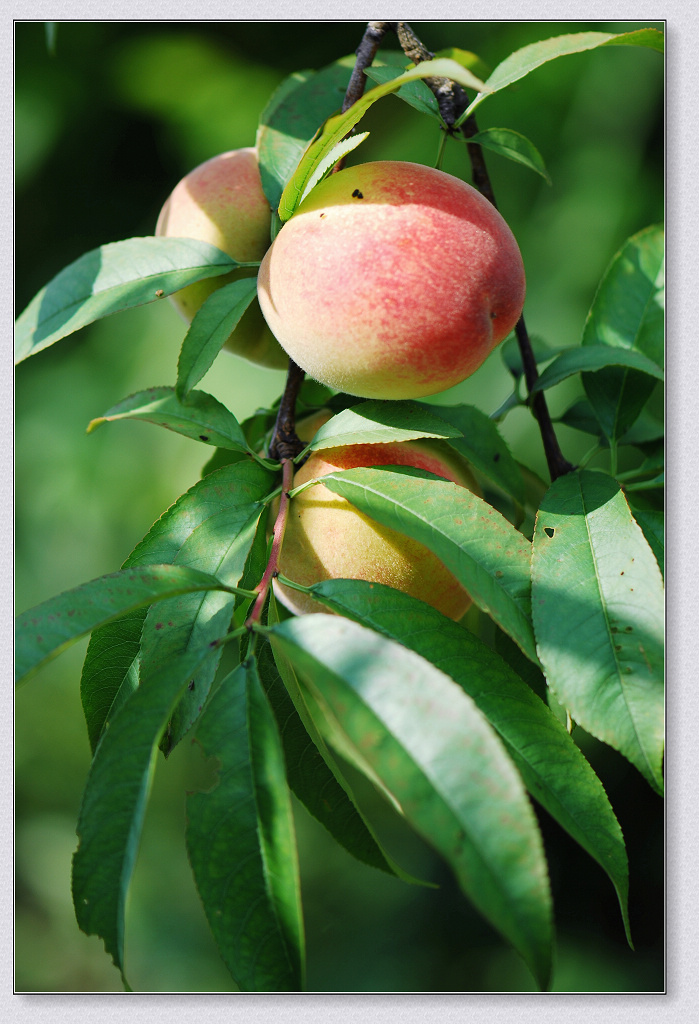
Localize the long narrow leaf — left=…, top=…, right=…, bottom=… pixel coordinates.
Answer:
left=531, top=471, right=664, bottom=793
left=267, top=614, right=553, bottom=990
left=15, top=237, right=238, bottom=362
left=300, top=399, right=462, bottom=457
left=72, top=643, right=219, bottom=985
left=310, top=578, right=632, bottom=944
left=16, top=564, right=237, bottom=685
left=187, top=659, right=305, bottom=991
left=87, top=386, right=250, bottom=452
left=80, top=460, right=277, bottom=752
left=320, top=466, right=537, bottom=662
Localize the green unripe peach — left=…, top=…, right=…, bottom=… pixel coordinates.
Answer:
left=257, top=160, right=526, bottom=398
left=274, top=411, right=478, bottom=621
left=155, top=148, right=288, bottom=370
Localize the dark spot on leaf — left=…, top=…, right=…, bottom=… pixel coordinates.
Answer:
left=544, top=527, right=555, bottom=538
left=199, top=435, right=209, bottom=442
left=495, top=570, right=504, bottom=578
left=493, top=452, right=500, bottom=462
left=188, top=680, right=195, bottom=691
left=68, top=609, right=75, bottom=616
left=155, top=623, right=163, bottom=630
left=610, top=626, right=618, bottom=633
left=615, top=645, right=622, bottom=651
left=352, top=189, right=364, bottom=199
left=625, top=626, right=633, bottom=633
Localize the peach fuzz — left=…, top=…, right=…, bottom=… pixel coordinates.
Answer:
left=273, top=411, right=479, bottom=620
left=257, top=160, right=526, bottom=398
left=155, top=148, right=288, bottom=369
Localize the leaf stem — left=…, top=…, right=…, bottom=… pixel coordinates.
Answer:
left=268, top=358, right=306, bottom=461
left=245, top=458, right=295, bottom=628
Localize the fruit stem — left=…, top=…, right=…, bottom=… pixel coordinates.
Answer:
left=269, top=358, right=306, bottom=461
left=245, top=457, right=295, bottom=627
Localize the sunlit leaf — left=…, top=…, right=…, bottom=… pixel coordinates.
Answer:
left=80, top=460, right=277, bottom=751
left=267, top=614, right=553, bottom=990
left=458, top=29, right=664, bottom=123
left=187, top=658, right=304, bottom=991
left=531, top=471, right=664, bottom=793
left=16, top=564, right=237, bottom=685
left=466, top=127, right=551, bottom=183
left=300, top=399, right=462, bottom=457
left=531, top=344, right=663, bottom=393
left=87, top=386, right=250, bottom=452
left=279, top=58, right=488, bottom=220
left=310, top=578, right=632, bottom=945
left=320, top=466, right=537, bottom=662
left=15, top=237, right=238, bottom=362
left=176, top=277, right=258, bottom=399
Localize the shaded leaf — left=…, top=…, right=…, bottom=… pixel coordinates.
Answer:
left=73, top=643, right=219, bottom=985
left=87, top=386, right=249, bottom=452
left=320, top=466, right=538, bottom=662
left=310, top=579, right=632, bottom=945
left=80, top=460, right=277, bottom=752
left=364, top=63, right=441, bottom=119
left=278, top=58, right=488, bottom=221
left=467, top=127, right=551, bottom=183
left=427, top=403, right=525, bottom=506
left=176, top=277, right=258, bottom=399
left=256, top=58, right=354, bottom=211
left=629, top=508, right=664, bottom=575
left=300, top=399, right=462, bottom=457
left=16, top=564, right=237, bottom=685
left=582, top=225, right=665, bottom=442
left=267, top=614, right=554, bottom=990
left=15, top=237, right=238, bottom=363
left=531, top=471, right=664, bottom=793
left=531, top=344, right=663, bottom=393
left=187, top=659, right=304, bottom=991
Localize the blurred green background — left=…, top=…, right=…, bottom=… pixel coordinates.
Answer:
left=15, top=21, right=664, bottom=992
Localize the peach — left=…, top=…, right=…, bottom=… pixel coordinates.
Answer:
left=155, top=148, right=288, bottom=369
left=273, top=411, right=478, bottom=620
left=257, top=160, right=526, bottom=398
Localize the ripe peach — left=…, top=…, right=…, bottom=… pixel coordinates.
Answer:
left=257, top=160, right=526, bottom=398
left=155, top=148, right=288, bottom=369
left=273, top=411, right=478, bottom=620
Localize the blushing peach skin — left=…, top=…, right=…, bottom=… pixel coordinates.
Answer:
left=257, top=160, right=526, bottom=399
left=155, top=148, right=288, bottom=369
left=273, top=411, right=479, bottom=621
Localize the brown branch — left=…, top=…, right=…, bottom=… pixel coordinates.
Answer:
left=268, top=358, right=306, bottom=461
left=245, top=457, right=295, bottom=627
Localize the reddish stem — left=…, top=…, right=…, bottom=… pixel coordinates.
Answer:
left=245, top=458, right=295, bottom=627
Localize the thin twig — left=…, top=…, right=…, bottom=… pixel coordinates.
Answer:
left=245, top=458, right=294, bottom=627
left=268, top=358, right=306, bottom=461
left=390, top=21, right=572, bottom=480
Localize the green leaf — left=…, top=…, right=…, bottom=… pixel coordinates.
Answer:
left=629, top=508, right=664, bottom=576
left=278, top=58, right=488, bottom=221
left=142, top=506, right=263, bottom=754
left=300, top=399, right=462, bottom=457
left=531, top=471, right=664, bottom=793
left=187, top=658, right=305, bottom=991
left=531, top=344, right=663, bottom=393
left=466, top=128, right=551, bottom=184
left=73, top=643, right=220, bottom=984
left=80, top=460, right=277, bottom=753
left=257, top=639, right=412, bottom=878
left=309, top=578, right=632, bottom=946
left=458, top=29, right=664, bottom=123
left=176, top=277, right=258, bottom=399
left=87, top=386, right=250, bottom=452
left=266, top=595, right=428, bottom=885
left=256, top=58, right=354, bottom=211
left=297, top=132, right=370, bottom=204
left=15, top=237, right=238, bottom=363
left=16, top=564, right=238, bottom=685
left=363, top=63, right=441, bottom=120
left=582, top=225, right=665, bottom=442
left=320, top=466, right=537, bottom=663
left=426, top=403, right=525, bottom=506
left=267, top=614, right=554, bottom=990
